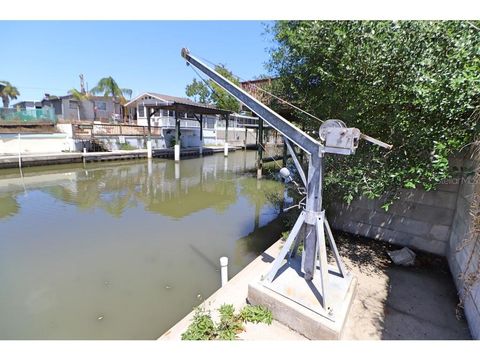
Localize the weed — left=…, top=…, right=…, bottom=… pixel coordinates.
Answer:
left=180, top=306, right=216, bottom=340
left=239, top=305, right=273, bottom=325
left=181, top=303, right=273, bottom=340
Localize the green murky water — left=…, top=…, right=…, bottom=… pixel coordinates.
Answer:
left=0, top=151, right=285, bottom=339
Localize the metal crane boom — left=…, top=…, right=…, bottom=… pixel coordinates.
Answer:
left=181, top=47, right=392, bottom=314
left=181, top=48, right=320, bottom=155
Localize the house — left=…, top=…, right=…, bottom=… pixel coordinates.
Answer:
left=240, top=77, right=293, bottom=120
left=240, top=78, right=276, bottom=105
left=11, top=101, right=43, bottom=111
left=41, top=94, right=121, bottom=122
left=124, top=92, right=262, bottom=148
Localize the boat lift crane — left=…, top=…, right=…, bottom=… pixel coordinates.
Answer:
left=181, top=48, right=392, bottom=317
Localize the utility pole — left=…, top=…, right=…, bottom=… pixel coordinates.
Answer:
left=79, top=74, right=86, bottom=94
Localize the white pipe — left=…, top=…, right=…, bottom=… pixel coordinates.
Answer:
left=220, top=257, right=229, bottom=287
left=224, top=142, right=228, bottom=157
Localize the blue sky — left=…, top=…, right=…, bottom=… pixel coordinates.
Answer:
left=1, top=21, right=274, bottom=104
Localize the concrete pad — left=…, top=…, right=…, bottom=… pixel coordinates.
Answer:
left=248, top=257, right=357, bottom=340
left=160, top=234, right=470, bottom=340
left=338, top=234, right=471, bottom=340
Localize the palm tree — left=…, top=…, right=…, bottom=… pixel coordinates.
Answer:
left=0, top=81, right=20, bottom=108
left=90, top=77, right=132, bottom=122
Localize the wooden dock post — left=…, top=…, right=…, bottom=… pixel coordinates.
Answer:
left=257, top=118, right=263, bottom=179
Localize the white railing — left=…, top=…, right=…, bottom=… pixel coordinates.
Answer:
left=137, top=114, right=260, bottom=129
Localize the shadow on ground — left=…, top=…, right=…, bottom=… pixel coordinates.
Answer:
left=334, top=231, right=471, bottom=340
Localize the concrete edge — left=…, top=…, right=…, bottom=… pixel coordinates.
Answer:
left=159, top=239, right=285, bottom=340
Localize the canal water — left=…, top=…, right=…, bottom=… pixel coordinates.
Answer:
left=0, top=150, right=286, bottom=339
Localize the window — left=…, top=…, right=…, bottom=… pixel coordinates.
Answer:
left=69, top=100, right=78, bottom=109
left=95, top=101, right=107, bottom=111
left=138, top=105, right=145, bottom=117
left=206, top=118, right=216, bottom=128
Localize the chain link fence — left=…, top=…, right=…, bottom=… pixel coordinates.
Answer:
left=0, top=107, right=57, bottom=123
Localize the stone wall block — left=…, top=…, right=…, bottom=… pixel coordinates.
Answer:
left=387, top=216, right=432, bottom=237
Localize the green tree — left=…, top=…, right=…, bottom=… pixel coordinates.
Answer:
left=91, top=77, right=133, bottom=121
left=185, top=78, right=209, bottom=103
left=267, top=20, right=480, bottom=205
left=0, top=81, right=20, bottom=108
left=185, top=65, right=241, bottom=112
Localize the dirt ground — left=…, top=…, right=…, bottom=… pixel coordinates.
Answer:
left=336, top=232, right=472, bottom=340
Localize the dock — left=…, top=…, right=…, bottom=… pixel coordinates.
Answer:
left=0, top=146, right=254, bottom=169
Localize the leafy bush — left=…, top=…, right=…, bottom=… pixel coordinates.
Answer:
left=267, top=21, right=480, bottom=205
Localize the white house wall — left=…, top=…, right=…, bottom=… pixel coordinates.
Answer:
left=0, top=134, right=74, bottom=155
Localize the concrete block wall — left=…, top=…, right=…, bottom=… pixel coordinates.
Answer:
left=328, top=176, right=460, bottom=256
left=446, top=154, right=480, bottom=339
left=328, top=153, right=479, bottom=338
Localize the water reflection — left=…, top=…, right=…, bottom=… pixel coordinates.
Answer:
left=0, top=151, right=284, bottom=339
left=0, top=151, right=263, bottom=219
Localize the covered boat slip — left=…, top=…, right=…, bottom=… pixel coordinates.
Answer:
left=124, top=93, right=232, bottom=160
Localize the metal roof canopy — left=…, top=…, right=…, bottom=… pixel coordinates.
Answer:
left=124, top=92, right=233, bottom=160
